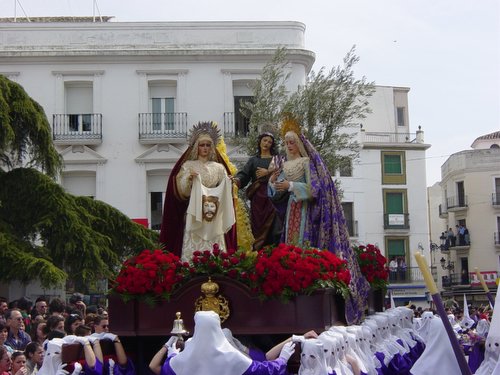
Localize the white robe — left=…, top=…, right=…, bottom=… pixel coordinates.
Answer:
left=182, top=174, right=235, bottom=260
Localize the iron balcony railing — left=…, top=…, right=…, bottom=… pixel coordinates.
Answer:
left=53, top=113, right=102, bottom=141
left=388, top=266, right=438, bottom=284
left=138, top=112, right=188, bottom=140
left=493, top=192, right=500, bottom=206
left=223, top=112, right=249, bottom=138
left=383, top=213, right=410, bottom=229
left=446, top=195, right=468, bottom=210
left=442, top=272, right=471, bottom=288
left=362, top=132, right=417, bottom=144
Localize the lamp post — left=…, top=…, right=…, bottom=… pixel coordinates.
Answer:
left=440, top=257, right=455, bottom=272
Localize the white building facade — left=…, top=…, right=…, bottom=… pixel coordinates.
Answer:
left=431, top=132, right=500, bottom=302
left=337, top=86, right=432, bottom=305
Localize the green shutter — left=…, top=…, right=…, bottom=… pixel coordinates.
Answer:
left=386, top=192, right=403, bottom=214
left=388, top=239, right=405, bottom=257
left=384, top=154, right=402, bottom=174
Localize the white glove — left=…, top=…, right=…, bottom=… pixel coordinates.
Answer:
left=163, top=336, right=178, bottom=350
left=71, top=362, right=83, bottom=375
left=90, top=332, right=105, bottom=340
left=108, top=359, right=115, bottom=375
left=291, top=335, right=305, bottom=343
left=102, top=333, right=118, bottom=342
left=278, top=341, right=295, bottom=362
left=75, top=336, right=90, bottom=346
left=63, top=335, right=79, bottom=345
left=56, top=363, right=69, bottom=375
left=168, top=343, right=180, bottom=357
left=87, top=335, right=100, bottom=344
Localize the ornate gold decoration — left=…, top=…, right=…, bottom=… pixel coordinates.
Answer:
left=280, top=112, right=301, bottom=137
left=188, top=121, right=221, bottom=146
left=194, top=277, right=230, bottom=323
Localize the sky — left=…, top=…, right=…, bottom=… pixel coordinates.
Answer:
left=1, top=0, right=499, bottom=186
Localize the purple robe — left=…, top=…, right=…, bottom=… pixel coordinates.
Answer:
left=161, top=355, right=289, bottom=375
left=468, top=341, right=485, bottom=373
left=83, top=358, right=103, bottom=375
left=300, top=134, right=370, bottom=325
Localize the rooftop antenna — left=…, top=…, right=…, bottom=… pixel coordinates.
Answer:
left=92, top=0, right=103, bottom=22
left=14, top=0, right=31, bottom=22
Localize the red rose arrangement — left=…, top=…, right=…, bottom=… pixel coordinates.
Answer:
left=183, top=244, right=256, bottom=283
left=353, top=244, right=389, bottom=290
left=113, top=249, right=184, bottom=303
left=248, top=243, right=351, bottom=301
left=113, top=243, right=352, bottom=303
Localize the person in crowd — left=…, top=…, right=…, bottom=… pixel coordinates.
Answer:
left=0, top=300, right=8, bottom=326
left=74, top=325, right=92, bottom=337
left=67, top=294, right=86, bottom=318
left=93, top=316, right=109, bottom=334
left=24, top=342, right=43, bottom=375
left=10, top=351, right=27, bottom=375
left=43, top=315, right=64, bottom=336
left=447, top=227, right=456, bottom=247
left=389, top=257, right=398, bottom=282
left=47, top=298, right=65, bottom=317
left=4, top=309, right=31, bottom=351
left=28, top=321, right=46, bottom=346
left=0, top=323, right=13, bottom=356
left=0, top=346, right=12, bottom=375
left=84, top=314, right=97, bottom=334
left=15, top=299, right=32, bottom=335
left=410, top=316, right=460, bottom=374
left=159, top=121, right=237, bottom=260
left=149, top=310, right=295, bottom=375
left=29, top=299, right=47, bottom=323
left=64, top=314, right=83, bottom=336
left=233, top=131, right=282, bottom=250
left=298, top=338, right=332, bottom=375
left=223, top=328, right=318, bottom=361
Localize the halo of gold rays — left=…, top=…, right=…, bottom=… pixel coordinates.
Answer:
left=188, top=121, right=221, bottom=146
left=280, top=113, right=302, bottom=137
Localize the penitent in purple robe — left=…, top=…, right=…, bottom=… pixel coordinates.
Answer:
left=161, top=355, right=289, bottom=375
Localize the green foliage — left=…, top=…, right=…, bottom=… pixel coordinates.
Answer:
left=240, top=46, right=375, bottom=173
left=0, top=75, right=62, bottom=177
left=0, top=168, right=158, bottom=287
left=239, top=47, right=290, bottom=155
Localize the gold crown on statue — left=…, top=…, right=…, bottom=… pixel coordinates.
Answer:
left=280, top=113, right=302, bottom=137
left=188, top=121, right=221, bottom=146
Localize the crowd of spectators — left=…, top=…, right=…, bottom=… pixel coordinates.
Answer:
left=0, top=293, right=133, bottom=375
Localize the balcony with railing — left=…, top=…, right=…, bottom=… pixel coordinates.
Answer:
left=362, top=132, right=417, bottom=143
left=138, top=112, right=188, bottom=144
left=223, top=112, right=249, bottom=139
left=53, top=113, right=102, bottom=145
left=446, top=195, right=468, bottom=211
left=389, top=266, right=438, bottom=284
left=493, top=192, right=500, bottom=207
left=441, top=272, right=473, bottom=288
left=383, top=213, right=410, bottom=230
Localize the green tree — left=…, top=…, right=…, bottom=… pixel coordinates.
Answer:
left=241, top=46, right=375, bottom=172
left=0, top=75, right=158, bottom=288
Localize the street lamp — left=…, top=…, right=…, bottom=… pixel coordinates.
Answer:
left=440, top=257, right=454, bottom=271
left=430, top=232, right=448, bottom=252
